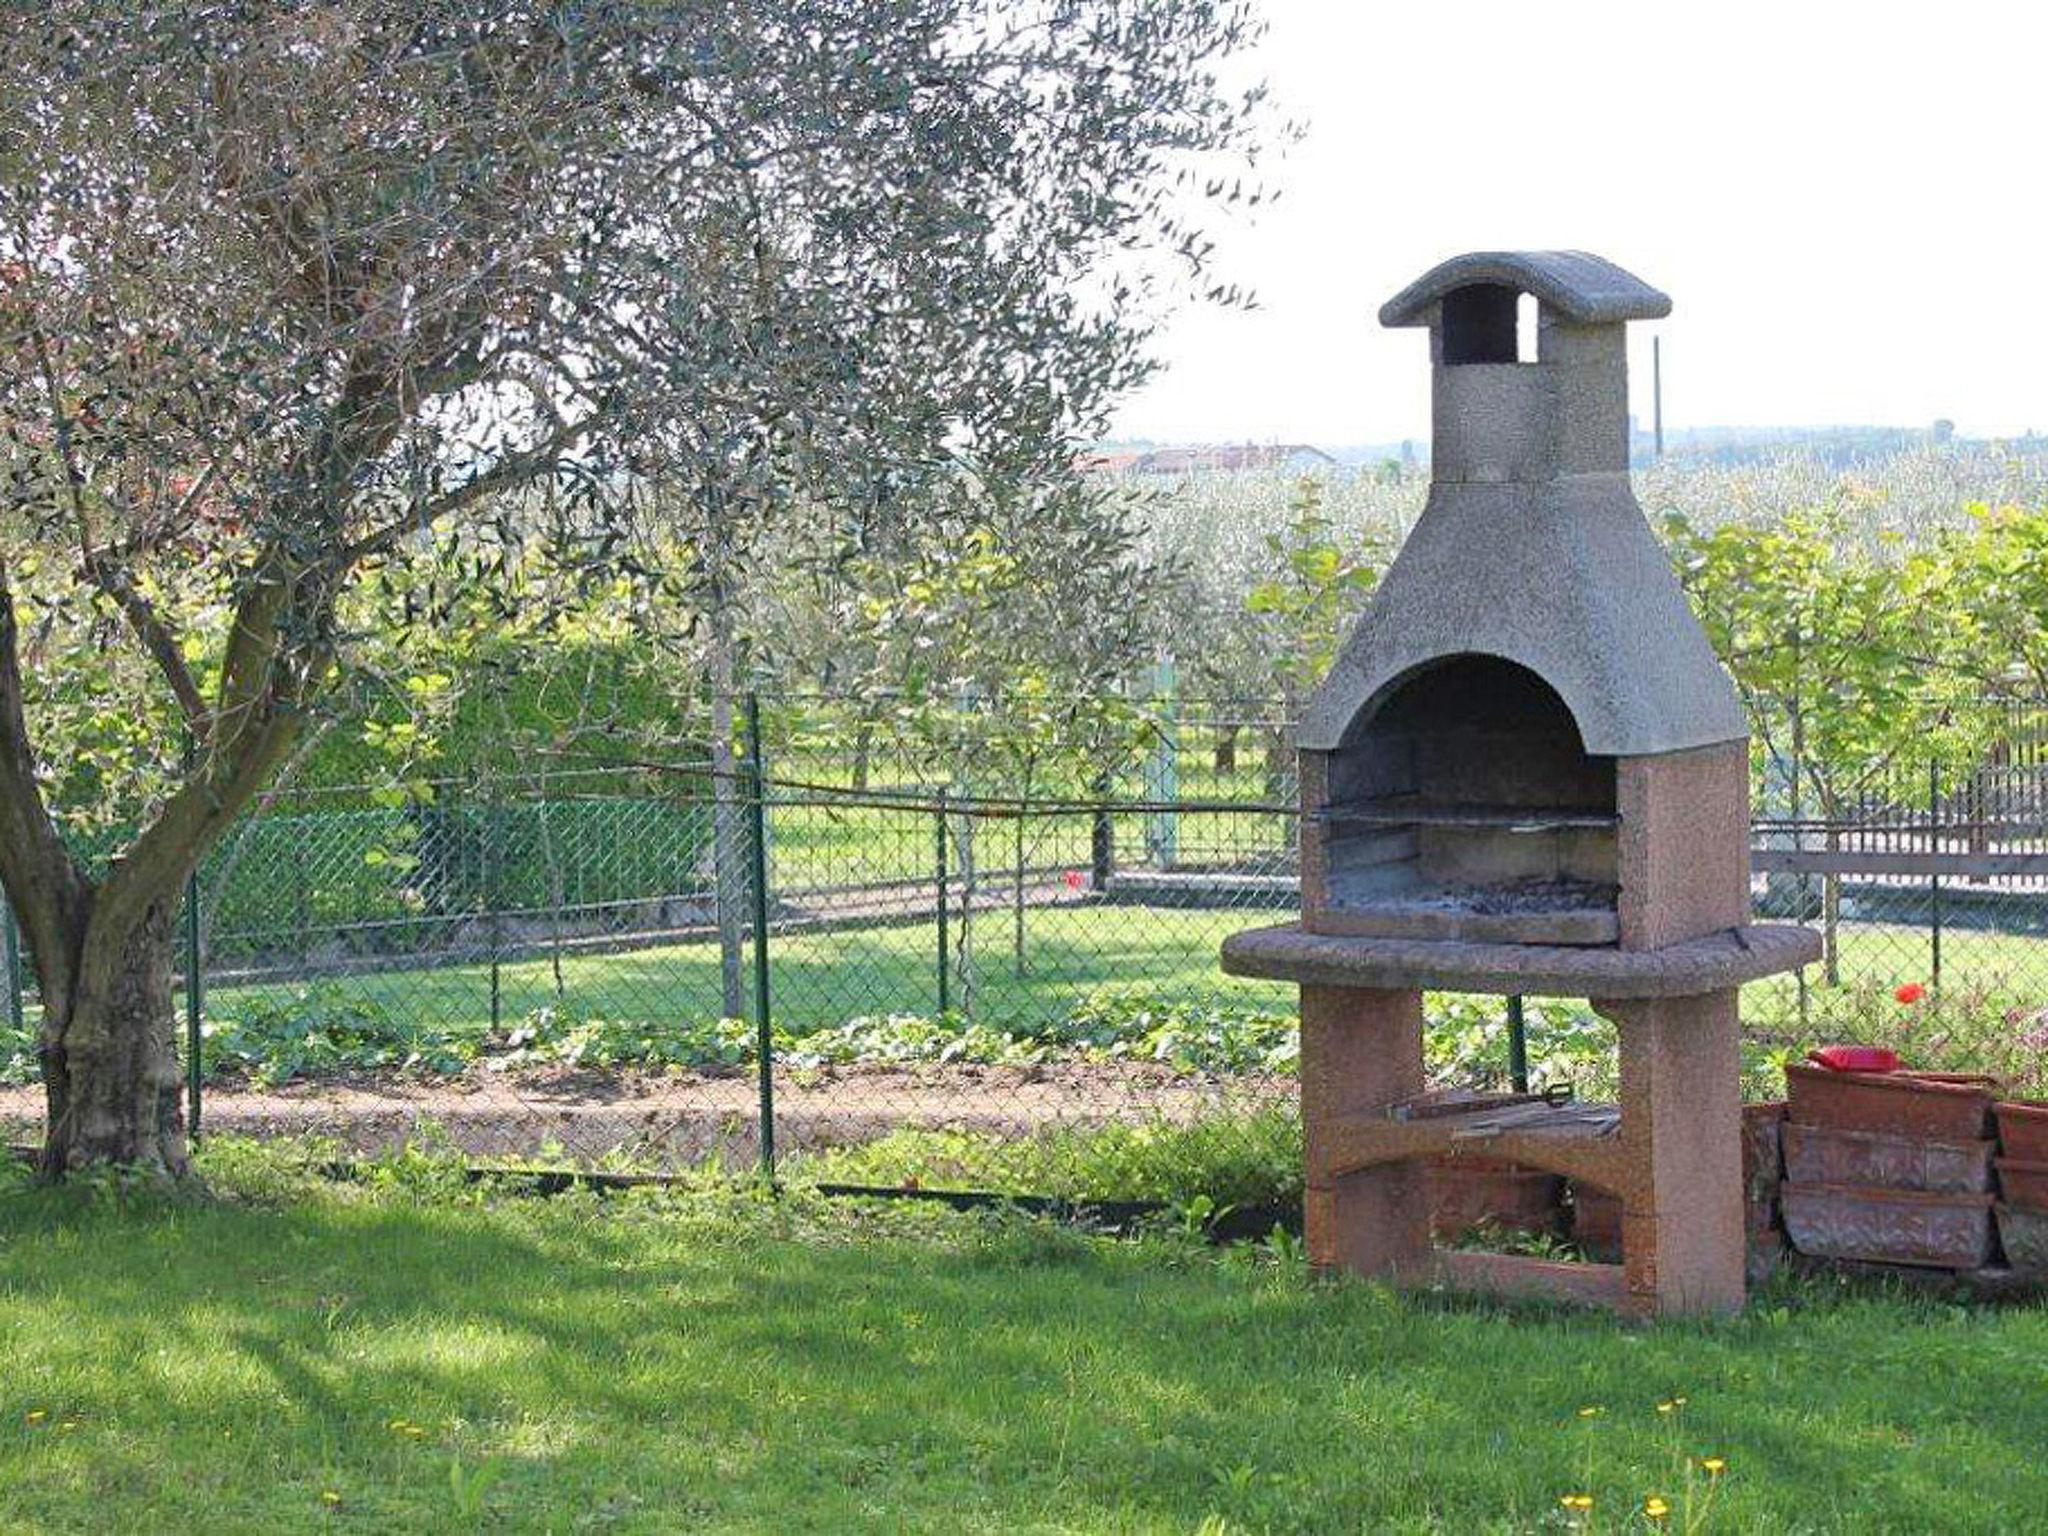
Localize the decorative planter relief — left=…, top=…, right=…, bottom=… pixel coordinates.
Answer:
left=1782, top=1122, right=1994, bottom=1195
left=1996, top=1206, right=2048, bottom=1274
left=1780, top=1183, right=1997, bottom=1271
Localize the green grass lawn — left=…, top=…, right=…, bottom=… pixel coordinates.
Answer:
left=1, top=1150, right=2045, bottom=1533
left=214, top=903, right=1305, bottom=1040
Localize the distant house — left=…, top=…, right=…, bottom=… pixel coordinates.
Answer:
left=1084, top=442, right=1338, bottom=476
left=1077, top=448, right=1148, bottom=474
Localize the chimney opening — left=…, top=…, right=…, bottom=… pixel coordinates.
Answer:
left=1438, top=284, right=1519, bottom=365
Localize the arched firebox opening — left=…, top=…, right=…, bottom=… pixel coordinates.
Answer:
left=1314, top=653, right=1620, bottom=944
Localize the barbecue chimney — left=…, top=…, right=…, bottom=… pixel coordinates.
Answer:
left=1297, top=251, right=1750, bottom=950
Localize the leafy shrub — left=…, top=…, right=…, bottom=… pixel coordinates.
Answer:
left=183, top=973, right=2048, bottom=1103
left=202, top=987, right=476, bottom=1084
left=1054, top=991, right=1300, bottom=1073
left=0, top=1015, right=34, bottom=1086
left=490, top=1011, right=756, bottom=1072
left=779, top=1014, right=1041, bottom=1068
left=1423, top=993, right=1614, bottom=1096
left=193, top=985, right=1307, bottom=1084
left=1750, top=975, right=2048, bottom=1097
left=797, top=1106, right=1305, bottom=1208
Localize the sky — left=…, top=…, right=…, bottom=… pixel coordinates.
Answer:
left=1111, top=0, right=2048, bottom=447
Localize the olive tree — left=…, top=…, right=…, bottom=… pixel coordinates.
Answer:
left=0, top=0, right=1269, bottom=1173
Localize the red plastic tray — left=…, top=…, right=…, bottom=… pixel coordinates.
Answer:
left=1808, top=1045, right=1902, bottom=1074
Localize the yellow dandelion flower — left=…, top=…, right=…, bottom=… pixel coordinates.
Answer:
left=24, top=1410, right=46, bottom=1425
left=1644, top=1495, right=1671, bottom=1520
left=1656, top=1400, right=1678, bottom=1414
left=321, top=1491, right=342, bottom=1506
left=1559, top=1493, right=1594, bottom=1510
left=1702, top=1457, right=1727, bottom=1476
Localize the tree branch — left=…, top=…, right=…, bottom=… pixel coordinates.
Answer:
left=332, top=416, right=598, bottom=568
left=0, top=555, right=92, bottom=1007
left=79, top=558, right=212, bottom=738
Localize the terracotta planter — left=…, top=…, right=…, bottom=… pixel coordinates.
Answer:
left=1780, top=1181, right=1996, bottom=1271
left=1782, top=1122, right=1994, bottom=1195
left=1995, top=1100, right=2048, bottom=1162
left=1426, top=1157, right=1563, bottom=1241
left=1995, top=1157, right=2048, bottom=1213
left=1784, top=1063, right=1997, bottom=1141
left=1996, top=1205, right=2048, bottom=1274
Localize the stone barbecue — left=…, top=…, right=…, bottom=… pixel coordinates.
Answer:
left=1222, top=251, right=1820, bottom=1317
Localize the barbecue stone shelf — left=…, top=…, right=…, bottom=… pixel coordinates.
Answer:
left=1221, top=922, right=1821, bottom=999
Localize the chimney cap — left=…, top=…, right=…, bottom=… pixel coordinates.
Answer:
left=1380, top=251, right=1671, bottom=330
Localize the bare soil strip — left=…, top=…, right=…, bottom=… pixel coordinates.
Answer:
left=0, top=1063, right=1289, bottom=1167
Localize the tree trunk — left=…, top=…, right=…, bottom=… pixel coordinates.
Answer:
left=3, top=544, right=326, bottom=1179
left=1213, top=723, right=1238, bottom=776
left=38, top=900, right=188, bottom=1176
left=1262, top=723, right=1295, bottom=801
left=851, top=709, right=875, bottom=794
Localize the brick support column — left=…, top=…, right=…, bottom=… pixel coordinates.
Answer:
left=1300, top=985, right=1430, bottom=1279
left=1601, top=989, right=1746, bottom=1316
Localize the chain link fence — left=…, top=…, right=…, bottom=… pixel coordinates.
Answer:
left=5, top=692, right=2048, bottom=1205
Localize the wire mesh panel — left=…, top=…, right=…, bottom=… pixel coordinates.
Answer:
left=0, top=899, right=31, bottom=1147
left=4, top=691, right=2048, bottom=1198
left=756, top=785, right=1302, bottom=1195
left=159, top=766, right=753, bottom=1170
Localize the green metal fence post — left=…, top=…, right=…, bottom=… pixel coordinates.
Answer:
left=487, top=791, right=503, bottom=1035
left=935, top=786, right=951, bottom=1016
left=1929, top=759, right=1944, bottom=985
left=2, top=898, right=24, bottom=1049
left=746, top=692, right=776, bottom=1184
left=1144, top=658, right=1180, bottom=869
left=185, top=868, right=204, bottom=1141
left=1506, top=994, right=1528, bottom=1094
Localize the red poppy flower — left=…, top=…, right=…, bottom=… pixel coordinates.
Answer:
left=1895, top=982, right=1927, bottom=1005
left=1063, top=870, right=1087, bottom=892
